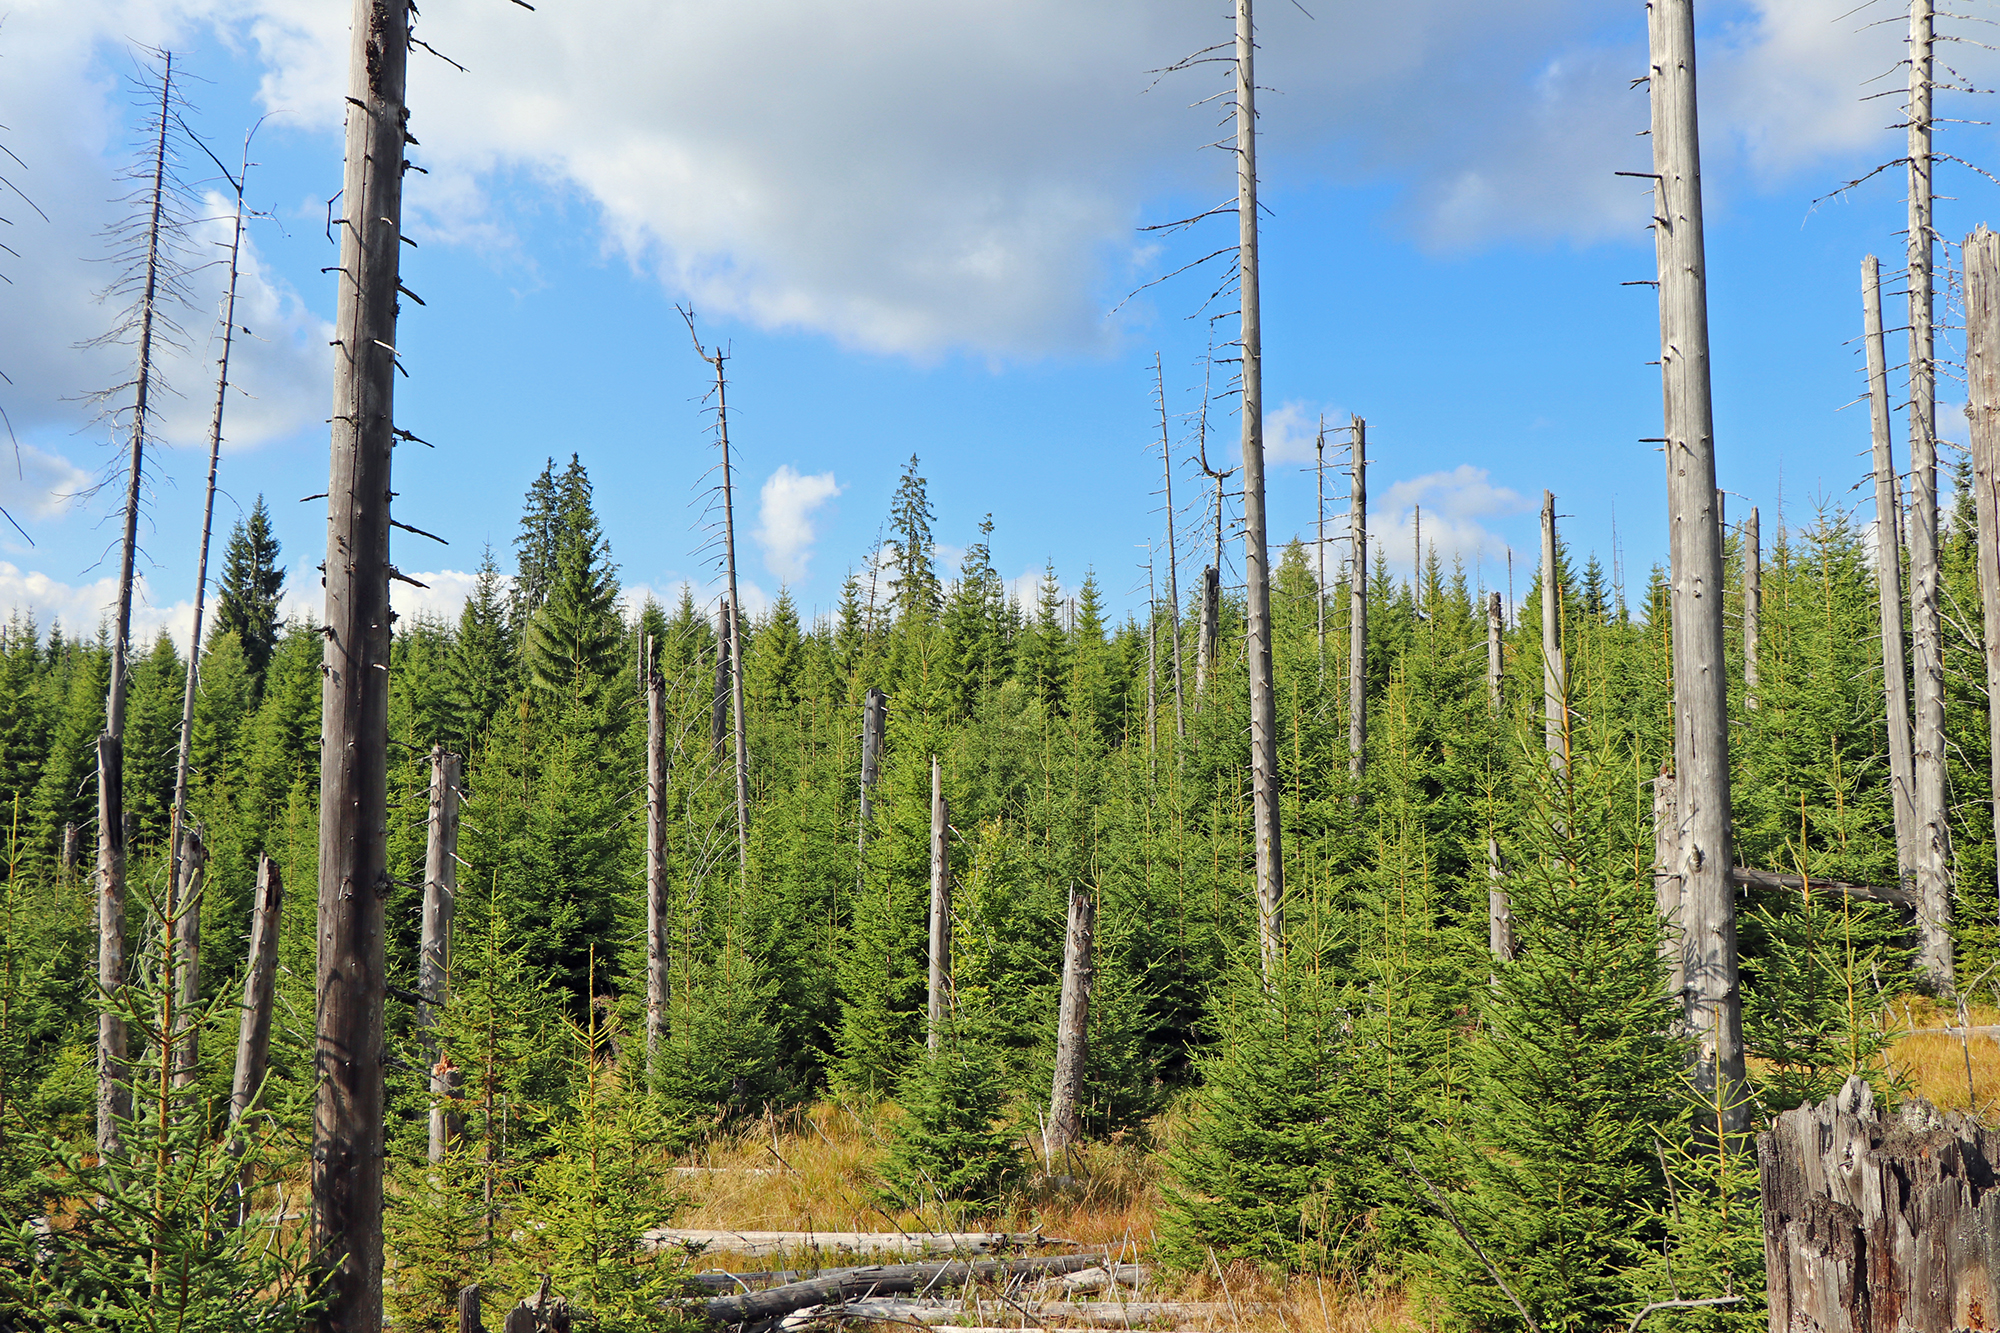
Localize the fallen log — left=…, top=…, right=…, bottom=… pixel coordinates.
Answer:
left=1729, top=865, right=1913, bottom=910
left=776, top=1298, right=1232, bottom=1329
left=704, top=1252, right=1112, bottom=1326
left=654, top=1229, right=1058, bottom=1259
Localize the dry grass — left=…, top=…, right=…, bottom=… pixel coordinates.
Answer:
left=1880, top=994, right=2000, bottom=1119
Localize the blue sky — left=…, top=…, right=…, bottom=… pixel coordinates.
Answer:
left=0, top=0, right=1990, bottom=646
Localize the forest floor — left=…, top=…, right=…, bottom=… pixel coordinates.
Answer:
left=665, top=1003, right=2000, bottom=1332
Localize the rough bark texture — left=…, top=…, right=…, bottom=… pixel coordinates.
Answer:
left=1907, top=0, right=1953, bottom=990
left=1967, top=226, right=2000, bottom=928
left=1864, top=254, right=1918, bottom=880
left=421, top=747, right=461, bottom=1165
left=1759, top=1075, right=2000, bottom=1332
left=1044, top=885, right=1096, bottom=1158
left=1650, top=0, right=1746, bottom=1135
left=230, top=854, right=282, bottom=1226
left=926, top=755, right=949, bottom=1052
left=316, top=0, right=408, bottom=1317
left=170, top=822, right=205, bottom=1093
left=1348, top=418, right=1367, bottom=793
left=646, top=666, right=668, bottom=1077
left=1654, top=772, right=1685, bottom=1007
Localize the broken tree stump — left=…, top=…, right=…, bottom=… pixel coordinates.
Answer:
left=1759, top=1074, right=2000, bottom=1331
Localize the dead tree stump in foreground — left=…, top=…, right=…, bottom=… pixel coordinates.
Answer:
left=1760, top=1074, right=2000, bottom=1332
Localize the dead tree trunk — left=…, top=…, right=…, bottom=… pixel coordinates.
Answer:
left=317, top=0, right=409, bottom=1314
left=1195, top=566, right=1219, bottom=698
left=1349, top=418, right=1367, bottom=796
left=421, top=746, right=461, bottom=1165
left=926, top=756, right=949, bottom=1053
left=1654, top=771, right=1685, bottom=1006
left=169, top=130, right=249, bottom=926
left=645, top=663, right=668, bottom=1080
left=1759, top=1075, right=2000, bottom=1332
left=1157, top=354, right=1184, bottom=741
left=1487, top=591, right=1511, bottom=964
left=1315, top=417, right=1328, bottom=681
left=1743, top=506, right=1761, bottom=711
left=1907, top=0, right=1954, bottom=990
left=229, top=853, right=282, bottom=1226
left=1540, top=491, right=1566, bottom=773
left=1864, top=254, right=1919, bottom=879
left=1044, top=884, right=1095, bottom=1161
left=1965, top=226, right=2000, bottom=926
left=857, top=686, right=886, bottom=877
left=1650, top=0, right=1746, bottom=1135
left=97, top=51, right=179, bottom=1164
left=1234, top=0, right=1284, bottom=983
left=170, top=822, right=204, bottom=1094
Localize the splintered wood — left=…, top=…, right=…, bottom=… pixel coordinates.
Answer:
left=1760, top=1075, right=2000, bottom=1331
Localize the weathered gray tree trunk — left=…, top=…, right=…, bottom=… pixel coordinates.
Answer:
left=169, top=131, right=248, bottom=933
left=1760, top=1075, right=2000, bottom=1332
left=926, top=756, right=949, bottom=1052
left=1540, top=491, right=1566, bottom=771
left=1315, top=418, right=1328, bottom=680
left=230, top=853, right=282, bottom=1226
left=1907, top=0, right=1954, bottom=990
left=1486, top=590, right=1511, bottom=964
left=1234, top=0, right=1283, bottom=983
left=1195, top=566, right=1219, bottom=699
left=421, top=746, right=461, bottom=1165
left=645, top=664, right=668, bottom=1079
left=1348, top=418, right=1368, bottom=795
left=317, top=0, right=409, bottom=1315
left=1864, top=254, right=1918, bottom=879
left=1650, top=0, right=1746, bottom=1135
left=170, top=822, right=205, bottom=1094
left=1965, top=226, right=2000, bottom=926
left=1043, top=884, right=1095, bottom=1160
left=97, top=52, right=179, bottom=1164
left=1653, top=771, right=1685, bottom=1006
left=1743, top=507, right=1761, bottom=711
left=857, top=686, right=886, bottom=875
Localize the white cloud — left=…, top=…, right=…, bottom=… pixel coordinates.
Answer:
left=0, top=443, right=93, bottom=534
left=1264, top=400, right=1347, bottom=464
left=1377, top=465, right=1533, bottom=580
left=754, top=465, right=841, bottom=584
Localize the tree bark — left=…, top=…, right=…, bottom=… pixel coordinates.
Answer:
left=1760, top=1075, right=2000, bottom=1332
left=1654, top=771, right=1685, bottom=1007
left=1864, top=254, right=1918, bottom=880
left=421, top=746, right=461, bottom=1165
left=1650, top=0, right=1745, bottom=1136
left=316, top=0, right=408, bottom=1315
left=1349, top=419, right=1367, bottom=796
left=857, top=686, right=886, bottom=874
left=230, top=853, right=282, bottom=1227
left=1907, top=0, right=1954, bottom=990
left=1195, top=566, right=1219, bottom=699
left=926, top=756, right=949, bottom=1052
left=702, top=1253, right=1113, bottom=1328
left=1743, top=506, right=1761, bottom=711
left=646, top=665, right=668, bottom=1080
left=1044, top=885, right=1095, bottom=1160
left=1235, top=0, right=1283, bottom=984
left=1540, top=491, right=1566, bottom=773
left=171, top=822, right=205, bottom=1094
left=1965, top=226, right=2000, bottom=927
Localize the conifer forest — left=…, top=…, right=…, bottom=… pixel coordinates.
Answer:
left=15, top=0, right=2000, bottom=1331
